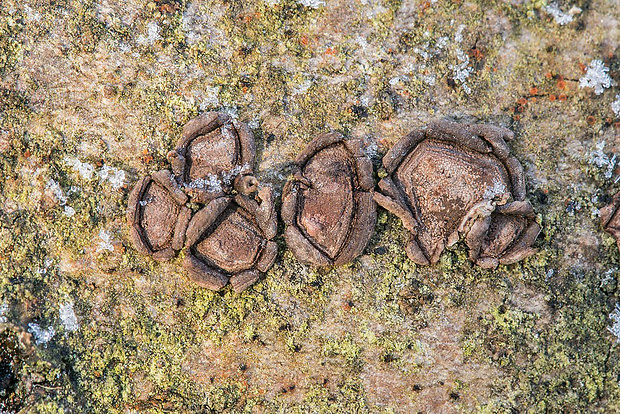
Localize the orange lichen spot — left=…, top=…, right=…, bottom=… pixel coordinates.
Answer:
left=517, top=98, right=528, bottom=106
left=242, top=86, right=248, bottom=93
left=545, top=72, right=553, bottom=79
left=558, top=94, right=567, bottom=102
left=141, top=150, right=154, bottom=164
left=421, top=1, right=432, bottom=10
left=529, top=87, right=538, bottom=95
left=579, top=62, right=586, bottom=73
left=587, top=116, right=596, bottom=125
left=530, top=97, right=537, bottom=104
left=379, top=138, right=391, bottom=148
left=341, top=300, right=353, bottom=312
left=557, top=79, right=567, bottom=89
left=300, top=35, right=309, bottom=46
left=615, top=122, right=620, bottom=129
left=158, top=3, right=175, bottom=13
left=514, top=114, right=521, bottom=121
left=468, top=47, right=484, bottom=61
left=23, top=149, right=31, bottom=158
left=325, top=47, right=337, bottom=55
left=549, top=94, right=557, bottom=102
left=515, top=105, right=525, bottom=113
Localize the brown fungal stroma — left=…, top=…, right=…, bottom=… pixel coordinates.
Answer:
left=600, top=192, right=620, bottom=251
left=184, top=187, right=277, bottom=293
left=127, top=113, right=276, bottom=292
left=167, top=111, right=257, bottom=202
left=282, top=132, right=377, bottom=266
left=126, top=170, right=191, bottom=261
left=374, top=120, right=540, bottom=269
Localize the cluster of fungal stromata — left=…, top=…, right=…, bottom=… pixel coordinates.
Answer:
left=129, top=114, right=542, bottom=292
left=127, top=112, right=276, bottom=292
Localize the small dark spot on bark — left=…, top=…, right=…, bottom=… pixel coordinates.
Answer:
left=381, top=353, right=397, bottom=363
left=534, top=189, right=549, bottom=204
left=374, top=246, right=387, bottom=255
left=600, top=194, right=612, bottom=205
left=351, top=105, right=368, bottom=119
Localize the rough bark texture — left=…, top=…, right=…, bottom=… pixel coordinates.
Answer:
left=1, top=0, right=620, bottom=412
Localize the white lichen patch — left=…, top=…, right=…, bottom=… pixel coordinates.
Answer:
left=454, top=24, right=465, bottom=43
left=185, top=163, right=251, bottom=193
left=221, top=107, right=239, bottom=119
left=601, top=269, right=616, bottom=289
left=612, top=95, right=620, bottom=117
left=421, top=74, right=436, bottom=86
left=182, top=2, right=225, bottom=46
left=609, top=304, right=620, bottom=342
left=137, top=21, right=161, bottom=45
left=23, top=5, right=42, bottom=23
left=0, top=302, right=8, bottom=323
left=46, top=179, right=68, bottom=205
left=45, top=179, right=80, bottom=216
left=579, top=60, right=613, bottom=95
left=298, top=0, right=325, bottom=8
left=483, top=180, right=508, bottom=200
left=99, top=164, right=126, bottom=189
left=198, top=86, right=221, bottom=110
left=187, top=174, right=223, bottom=193
left=363, top=141, right=380, bottom=161
left=222, top=164, right=250, bottom=186
left=292, top=80, right=313, bottom=96
left=65, top=156, right=95, bottom=181
left=59, top=302, right=79, bottom=332
left=35, top=258, right=55, bottom=276
left=449, top=50, right=474, bottom=94
left=138, top=195, right=155, bottom=207
left=220, top=122, right=235, bottom=141
left=28, top=322, right=55, bottom=345
left=451, top=26, right=473, bottom=93
left=590, top=141, right=616, bottom=180
left=96, top=229, right=115, bottom=253
left=409, top=22, right=474, bottom=94
left=545, top=3, right=581, bottom=25
left=63, top=205, right=76, bottom=217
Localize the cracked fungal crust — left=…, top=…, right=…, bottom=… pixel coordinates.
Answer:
left=167, top=111, right=255, bottom=202
left=374, top=120, right=541, bottom=269
left=127, top=113, right=270, bottom=292
left=183, top=187, right=277, bottom=293
left=126, top=170, right=191, bottom=261
left=600, top=192, right=620, bottom=252
left=282, top=132, right=377, bottom=266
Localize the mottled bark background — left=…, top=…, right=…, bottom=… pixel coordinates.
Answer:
left=1, top=0, right=620, bottom=412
